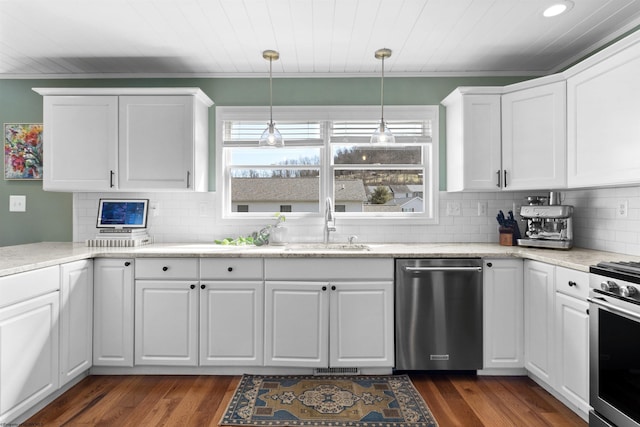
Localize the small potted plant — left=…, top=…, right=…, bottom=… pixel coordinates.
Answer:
left=269, top=212, right=287, bottom=245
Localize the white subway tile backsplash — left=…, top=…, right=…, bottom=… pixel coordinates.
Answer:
left=72, top=186, right=640, bottom=256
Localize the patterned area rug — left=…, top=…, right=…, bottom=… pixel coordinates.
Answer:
left=219, top=375, right=438, bottom=426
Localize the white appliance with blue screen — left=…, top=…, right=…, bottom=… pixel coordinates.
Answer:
left=93, top=199, right=151, bottom=244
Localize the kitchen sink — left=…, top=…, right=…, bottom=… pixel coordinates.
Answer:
left=284, top=243, right=372, bottom=251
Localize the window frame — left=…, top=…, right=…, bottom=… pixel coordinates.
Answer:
left=215, top=105, right=439, bottom=227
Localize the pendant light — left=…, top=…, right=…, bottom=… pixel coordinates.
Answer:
left=371, top=48, right=395, bottom=144
left=259, top=49, right=284, bottom=148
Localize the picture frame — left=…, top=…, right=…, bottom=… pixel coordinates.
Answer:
left=4, top=123, right=43, bottom=180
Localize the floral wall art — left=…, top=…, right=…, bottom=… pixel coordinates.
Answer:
left=4, top=123, right=43, bottom=180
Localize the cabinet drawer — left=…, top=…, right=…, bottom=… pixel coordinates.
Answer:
left=135, top=258, right=198, bottom=279
left=555, top=266, right=588, bottom=300
left=0, top=266, right=60, bottom=308
left=200, top=258, right=263, bottom=280
left=265, top=258, right=394, bottom=280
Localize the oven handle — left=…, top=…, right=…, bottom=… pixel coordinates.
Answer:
left=588, top=296, right=640, bottom=321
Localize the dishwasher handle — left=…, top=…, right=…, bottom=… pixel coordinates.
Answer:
left=402, top=266, right=483, bottom=273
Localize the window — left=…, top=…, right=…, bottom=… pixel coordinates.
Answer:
left=217, top=106, right=438, bottom=223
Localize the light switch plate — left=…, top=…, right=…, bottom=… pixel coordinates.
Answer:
left=9, top=195, right=26, bottom=212
left=616, top=200, right=628, bottom=218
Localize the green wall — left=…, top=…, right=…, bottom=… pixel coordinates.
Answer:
left=0, top=75, right=528, bottom=246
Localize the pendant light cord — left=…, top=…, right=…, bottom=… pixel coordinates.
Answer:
left=269, top=57, right=274, bottom=125
left=380, top=54, right=385, bottom=123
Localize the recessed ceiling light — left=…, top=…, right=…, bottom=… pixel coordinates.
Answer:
left=543, top=1, right=574, bottom=17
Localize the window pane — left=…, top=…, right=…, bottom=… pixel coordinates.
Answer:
left=225, top=121, right=322, bottom=141
left=229, top=147, right=321, bottom=166
left=334, top=170, right=424, bottom=213
left=332, top=145, right=422, bottom=165
left=231, top=172, right=320, bottom=213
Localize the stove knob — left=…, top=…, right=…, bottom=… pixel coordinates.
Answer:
left=601, top=281, right=619, bottom=292
left=621, top=286, right=637, bottom=297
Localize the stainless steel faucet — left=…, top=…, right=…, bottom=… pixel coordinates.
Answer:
left=324, top=197, right=336, bottom=244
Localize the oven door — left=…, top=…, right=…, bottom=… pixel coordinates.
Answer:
left=589, top=292, right=640, bottom=427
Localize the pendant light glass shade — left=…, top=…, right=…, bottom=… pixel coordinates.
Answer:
left=259, top=50, right=284, bottom=148
left=371, top=48, right=395, bottom=144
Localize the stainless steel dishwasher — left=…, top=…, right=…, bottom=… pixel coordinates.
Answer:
left=395, top=258, right=483, bottom=370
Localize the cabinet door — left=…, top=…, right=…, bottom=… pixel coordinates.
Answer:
left=329, top=281, right=394, bottom=367
left=0, top=292, right=59, bottom=424
left=200, top=281, right=263, bottom=366
left=524, top=260, right=556, bottom=385
left=567, top=41, right=640, bottom=188
left=59, top=260, right=93, bottom=386
left=502, top=81, right=567, bottom=190
left=555, top=292, right=589, bottom=415
left=93, top=259, right=134, bottom=367
left=119, top=96, right=194, bottom=190
left=483, top=259, right=524, bottom=369
left=135, top=280, right=198, bottom=366
left=43, top=96, right=118, bottom=191
left=264, top=281, right=328, bottom=367
left=445, top=93, right=502, bottom=191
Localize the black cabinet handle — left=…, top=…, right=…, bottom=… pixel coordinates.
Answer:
left=496, top=170, right=501, bottom=188
left=162, top=266, right=168, bottom=271
left=190, top=284, right=195, bottom=289
left=187, top=171, right=191, bottom=188
left=486, top=262, right=493, bottom=268
left=227, top=267, right=233, bottom=272
left=124, top=261, right=131, bottom=267
left=568, top=281, right=577, bottom=287
left=201, top=284, right=206, bottom=289
left=504, top=170, right=508, bottom=188
left=110, top=170, right=115, bottom=188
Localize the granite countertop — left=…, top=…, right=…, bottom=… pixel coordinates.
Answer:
left=0, top=241, right=638, bottom=277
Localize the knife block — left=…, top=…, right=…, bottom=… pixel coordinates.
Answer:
left=499, top=226, right=516, bottom=246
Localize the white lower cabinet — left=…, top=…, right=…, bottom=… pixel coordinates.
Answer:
left=93, top=259, right=134, bottom=367
left=483, top=259, right=524, bottom=370
left=0, top=266, right=60, bottom=424
left=264, top=258, right=394, bottom=369
left=524, top=260, right=590, bottom=419
left=59, top=260, right=93, bottom=386
left=524, top=260, right=556, bottom=384
left=135, top=280, right=199, bottom=366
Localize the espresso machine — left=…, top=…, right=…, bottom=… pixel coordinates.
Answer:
left=517, top=193, right=574, bottom=249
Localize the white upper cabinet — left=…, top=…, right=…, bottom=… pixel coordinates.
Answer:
left=566, top=36, right=640, bottom=188
left=442, top=88, right=502, bottom=191
left=501, top=81, right=567, bottom=190
left=443, top=81, right=567, bottom=192
left=34, top=88, right=213, bottom=192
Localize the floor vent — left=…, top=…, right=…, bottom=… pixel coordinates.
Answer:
left=313, top=367, right=360, bottom=375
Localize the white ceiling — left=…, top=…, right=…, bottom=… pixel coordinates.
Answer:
left=1, top=0, right=640, bottom=78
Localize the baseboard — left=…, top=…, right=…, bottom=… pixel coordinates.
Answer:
left=90, top=366, right=393, bottom=376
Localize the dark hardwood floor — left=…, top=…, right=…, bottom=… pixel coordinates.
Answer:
left=27, top=373, right=586, bottom=427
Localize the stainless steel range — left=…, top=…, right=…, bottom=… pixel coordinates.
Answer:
left=589, top=261, right=640, bottom=427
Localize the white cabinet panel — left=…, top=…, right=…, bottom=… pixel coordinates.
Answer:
left=330, top=281, right=394, bottom=367
left=483, top=259, right=524, bottom=369
left=135, top=281, right=199, bottom=366
left=555, top=292, right=589, bottom=414
left=200, top=281, right=263, bottom=366
left=502, top=82, right=566, bottom=190
left=42, top=96, right=118, bottom=191
left=59, top=260, right=93, bottom=386
left=264, top=281, right=328, bottom=367
left=567, top=40, right=640, bottom=188
left=0, top=292, right=59, bottom=424
left=93, top=259, right=134, bottom=367
left=524, top=260, right=555, bottom=385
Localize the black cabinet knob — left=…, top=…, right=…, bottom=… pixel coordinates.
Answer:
left=190, top=284, right=195, bottom=289
left=568, top=281, right=577, bottom=287
left=322, top=286, right=327, bottom=291
left=162, top=266, right=168, bottom=272
left=331, top=285, right=336, bottom=291
left=486, top=262, right=493, bottom=267
left=201, top=284, right=206, bottom=289
left=124, top=261, right=131, bottom=267
left=227, top=267, right=233, bottom=272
